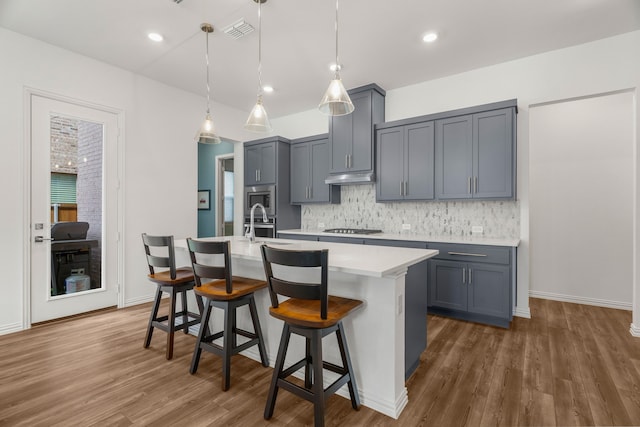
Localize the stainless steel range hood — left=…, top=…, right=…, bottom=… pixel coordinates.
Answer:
left=324, top=172, right=375, bottom=185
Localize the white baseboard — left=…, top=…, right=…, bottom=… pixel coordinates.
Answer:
left=529, top=290, right=632, bottom=311
left=0, top=322, right=24, bottom=336
left=630, top=323, right=640, bottom=337
left=513, top=306, right=531, bottom=319
left=124, top=295, right=157, bottom=307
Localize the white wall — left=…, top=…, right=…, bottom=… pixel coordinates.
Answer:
left=0, top=27, right=255, bottom=333
left=529, top=92, right=634, bottom=308
left=270, top=31, right=640, bottom=319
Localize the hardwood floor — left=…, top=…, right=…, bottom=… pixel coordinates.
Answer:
left=1, top=298, right=639, bottom=426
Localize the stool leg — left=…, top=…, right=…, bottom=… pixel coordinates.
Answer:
left=190, top=299, right=212, bottom=374
left=221, top=301, right=233, bottom=391
left=265, top=323, right=291, bottom=420
left=304, top=338, right=312, bottom=389
left=311, top=329, right=325, bottom=427
left=248, top=295, right=269, bottom=367
left=181, top=289, right=189, bottom=334
left=144, top=286, right=162, bottom=348
left=337, top=322, right=360, bottom=410
left=166, top=288, right=177, bottom=360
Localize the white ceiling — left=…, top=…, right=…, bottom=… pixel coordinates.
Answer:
left=1, top=0, right=639, bottom=119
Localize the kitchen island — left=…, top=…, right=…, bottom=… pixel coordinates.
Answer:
left=174, top=236, right=437, bottom=419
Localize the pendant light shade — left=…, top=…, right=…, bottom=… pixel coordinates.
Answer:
left=196, top=23, right=221, bottom=144
left=318, top=72, right=353, bottom=116
left=245, top=94, right=271, bottom=132
left=319, top=0, right=353, bottom=116
left=245, top=0, right=272, bottom=132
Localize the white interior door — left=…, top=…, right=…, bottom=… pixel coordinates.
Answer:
left=30, top=94, right=120, bottom=323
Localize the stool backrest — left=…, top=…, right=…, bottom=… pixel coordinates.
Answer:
left=260, top=245, right=329, bottom=319
left=141, top=234, right=177, bottom=279
left=187, top=238, right=233, bottom=294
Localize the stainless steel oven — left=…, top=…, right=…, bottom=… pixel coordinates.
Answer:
left=244, top=185, right=276, bottom=216
left=243, top=217, right=276, bottom=238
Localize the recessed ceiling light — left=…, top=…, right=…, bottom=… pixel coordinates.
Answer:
left=262, top=85, right=274, bottom=93
left=423, top=32, right=438, bottom=43
left=148, top=33, right=164, bottom=42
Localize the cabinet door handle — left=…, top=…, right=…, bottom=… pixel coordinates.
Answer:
left=345, top=154, right=349, bottom=168
left=469, top=268, right=472, bottom=285
left=309, top=186, right=312, bottom=199
left=258, top=169, right=261, bottom=181
left=468, top=177, right=472, bottom=194
left=474, top=176, right=478, bottom=193
left=447, top=251, right=487, bottom=257
left=404, top=181, right=408, bottom=196
left=462, top=268, right=466, bottom=284
left=255, top=170, right=258, bottom=182
left=400, top=181, right=404, bottom=196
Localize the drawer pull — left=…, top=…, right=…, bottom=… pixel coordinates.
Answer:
left=447, top=251, right=487, bottom=257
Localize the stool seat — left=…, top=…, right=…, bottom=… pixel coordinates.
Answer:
left=269, top=296, right=362, bottom=329
left=147, top=267, right=194, bottom=285
left=194, top=277, right=267, bottom=301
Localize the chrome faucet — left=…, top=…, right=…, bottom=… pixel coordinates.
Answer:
left=246, top=203, right=269, bottom=243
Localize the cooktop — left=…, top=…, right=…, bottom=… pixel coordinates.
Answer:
left=323, top=228, right=383, bottom=235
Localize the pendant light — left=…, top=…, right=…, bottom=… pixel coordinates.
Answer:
left=196, top=23, right=221, bottom=144
left=245, top=0, right=272, bottom=132
left=318, top=0, right=353, bottom=116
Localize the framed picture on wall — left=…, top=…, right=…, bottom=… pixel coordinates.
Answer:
left=198, top=190, right=210, bottom=210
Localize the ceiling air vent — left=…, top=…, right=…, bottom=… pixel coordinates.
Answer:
left=223, top=19, right=254, bottom=39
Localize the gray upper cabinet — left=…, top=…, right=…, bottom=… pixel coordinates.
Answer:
left=328, top=84, right=386, bottom=176
left=290, top=134, right=340, bottom=204
left=473, top=108, right=514, bottom=198
left=377, top=121, right=435, bottom=201
left=435, top=115, right=473, bottom=199
left=245, top=141, right=276, bottom=186
left=435, top=104, right=516, bottom=200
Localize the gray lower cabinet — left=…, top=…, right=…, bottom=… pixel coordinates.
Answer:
left=290, top=134, right=340, bottom=204
left=435, top=106, right=515, bottom=200
left=428, top=243, right=512, bottom=328
left=376, top=121, right=435, bottom=201
left=245, top=141, right=276, bottom=186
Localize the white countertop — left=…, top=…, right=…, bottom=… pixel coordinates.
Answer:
left=175, top=236, right=438, bottom=278
left=278, top=229, right=520, bottom=247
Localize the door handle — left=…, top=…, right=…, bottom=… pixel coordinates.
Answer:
left=400, top=181, right=404, bottom=196
left=34, top=236, right=53, bottom=243
left=474, top=176, right=478, bottom=193
left=309, top=186, right=312, bottom=199
left=462, top=268, right=466, bottom=284
left=404, top=181, right=408, bottom=196
left=468, top=268, right=472, bottom=285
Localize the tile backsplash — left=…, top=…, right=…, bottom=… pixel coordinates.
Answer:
left=301, top=184, right=520, bottom=239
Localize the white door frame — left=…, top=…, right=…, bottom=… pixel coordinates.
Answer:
left=22, top=87, right=125, bottom=329
left=215, top=153, right=234, bottom=236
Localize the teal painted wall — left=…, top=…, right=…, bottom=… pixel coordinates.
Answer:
left=198, top=141, right=234, bottom=237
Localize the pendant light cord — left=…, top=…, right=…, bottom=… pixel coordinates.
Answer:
left=205, top=29, right=211, bottom=114
left=334, top=0, right=340, bottom=78
left=257, top=0, right=263, bottom=97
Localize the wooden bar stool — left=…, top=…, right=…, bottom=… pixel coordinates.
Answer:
left=260, top=245, right=363, bottom=427
left=187, top=238, right=269, bottom=391
left=142, top=233, right=202, bottom=360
